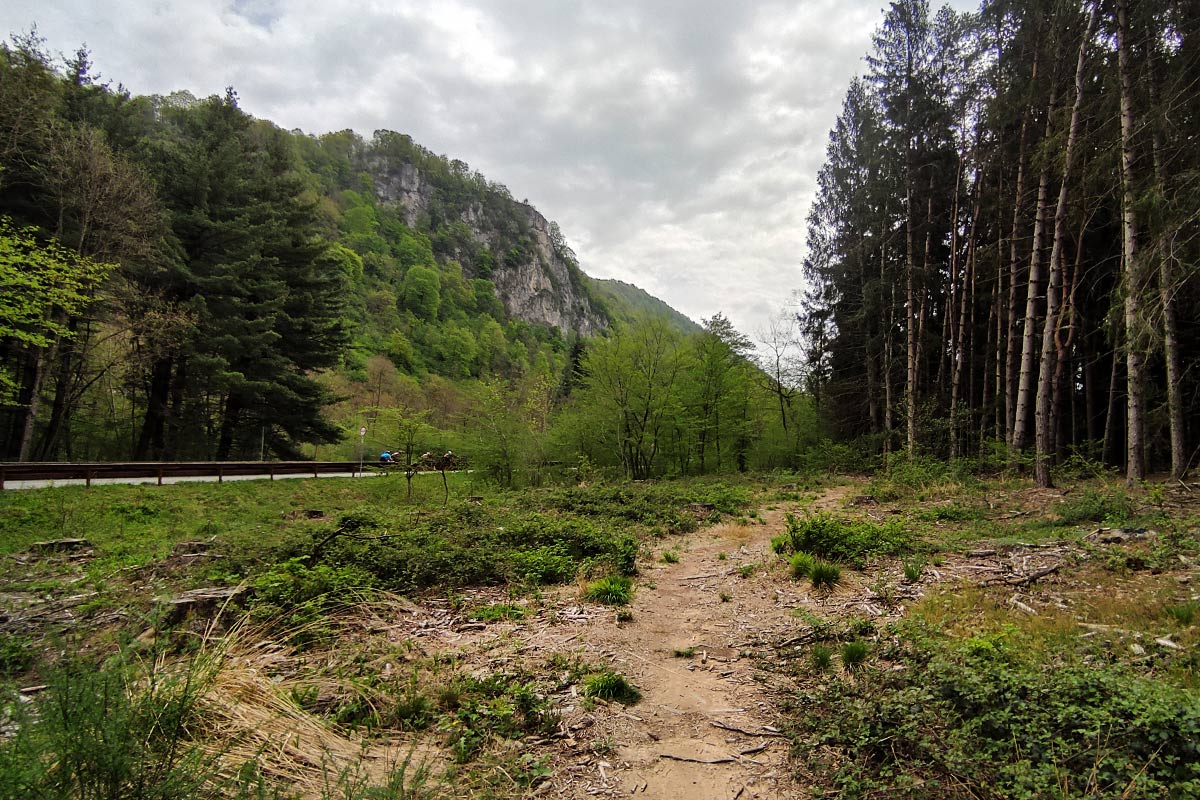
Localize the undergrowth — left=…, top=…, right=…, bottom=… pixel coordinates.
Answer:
left=789, top=623, right=1200, bottom=799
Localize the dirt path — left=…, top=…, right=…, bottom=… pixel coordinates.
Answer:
left=515, top=483, right=857, bottom=799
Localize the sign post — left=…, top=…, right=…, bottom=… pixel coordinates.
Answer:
left=358, top=426, right=367, bottom=477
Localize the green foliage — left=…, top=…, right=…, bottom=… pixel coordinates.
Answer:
left=811, top=643, right=834, bottom=672
left=903, top=558, right=925, bottom=582
left=1165, top=601, right=1198, bottom=627
left=810, top=560, right=842, bottom=590
left=434, top=672, right=559, bottom=763
left=0, top=216, right=113, bottom=399
left=840, top=640, right=869, bottom=670
left=469, top=603, right=526, bottom=623
left=790, top=550, right=817, bottom=579
left=661, top=549, right=680, bottom=564
left=1055, top=488, right=1135, bottom=525
left=0, top=655, right=223, bottom=800
left=581, top=671, right=641, bottom=704
left=781, top=512, right=914, bottom=566
left=0, top=634, right=34, bottom=677
left=792, top=629, right=1200, bottom=799
left=584, top=575, right=634, bottom=605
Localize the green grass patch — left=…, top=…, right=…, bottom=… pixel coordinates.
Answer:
left=581, top=671, right=640, bottom=704
left=469, top=603, right=526, bottom=623
left=1054, top=487, right=1135, bottom=525
left=791, top=624, right=1200, bottom=799
left=776, top=512, right=915, bottom=566
left=810, top=560, right=841, bottom=590
left=583, top=575, right=633, bottom=605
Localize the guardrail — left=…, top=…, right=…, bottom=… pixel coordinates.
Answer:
left=0, top=461, right=376, bottom=489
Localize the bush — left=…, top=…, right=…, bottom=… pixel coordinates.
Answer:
left=783, top=512, right=913, bottom=566
left=811, top=644, right=833, bottom=672
left=0, top=656, right=223, bottom=800
left=792, top=632, right=1200, bottom=799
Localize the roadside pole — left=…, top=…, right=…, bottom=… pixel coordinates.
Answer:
left=358, top=426, right=366, bottom=477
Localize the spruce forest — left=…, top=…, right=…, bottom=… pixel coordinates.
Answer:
left=803, top=0, right=1199, bottom=484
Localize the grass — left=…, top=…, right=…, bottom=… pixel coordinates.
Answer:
left=581, top=671, right=640, bottom=704
left=469, top=603, right=526, bottom=622
left=661, top=549, right=680, bottom=564
left=809, top=560, right=841, bottom=590
left=584, top=575, right=633, bottom=605
left=790, top=551, right=816, bottom=579
left=840, top=640, right=869, bottom=670
left=810, top=644, right=833, bottom=671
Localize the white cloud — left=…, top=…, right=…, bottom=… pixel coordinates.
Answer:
left=0, top=0, right=975, bottom=337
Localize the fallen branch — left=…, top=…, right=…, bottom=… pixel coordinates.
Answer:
left=658, top=753, right=736, bottom=765
left=710, top=720, right=787, bottom=738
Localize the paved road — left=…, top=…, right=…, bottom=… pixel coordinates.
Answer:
left=4, top=471, right=385, bottom=491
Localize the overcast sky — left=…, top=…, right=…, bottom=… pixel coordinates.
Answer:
left=2, top=0, right=972, bottom=338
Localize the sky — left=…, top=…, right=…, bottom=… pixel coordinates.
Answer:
left=1, top=0, right=972, bottom=339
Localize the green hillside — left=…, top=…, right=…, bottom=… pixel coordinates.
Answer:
left=589, top=278, right=700, bottom=336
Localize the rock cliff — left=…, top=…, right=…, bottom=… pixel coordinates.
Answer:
left=364, top=153, right=607, bottom=337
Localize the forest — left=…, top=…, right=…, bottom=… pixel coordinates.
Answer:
left=0, top=32, right=817, bottom=482
left=802, top=0, right=1199, bottom=485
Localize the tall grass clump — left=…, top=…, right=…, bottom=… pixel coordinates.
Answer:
left=584, top=575, right=633, bottom=605
left=790, top=551, right=817, bottom=579
left=810, top=561, right=842, bottom=590
left=581, top=671, right=640, bottom=704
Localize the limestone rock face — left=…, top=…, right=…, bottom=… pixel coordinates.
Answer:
left=365, top=158, right=607, bottom=337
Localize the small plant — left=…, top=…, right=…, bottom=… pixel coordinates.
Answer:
left=661, top=549, right=680, bottom=564
left=719, top=591, right=732, bottom=603
left=841, top=640, right=869, bottom=670
left=584, top=575, right=633, bottom=605
left=738, top=564, right=756, bottom=578
left=810, top=560, right=841, bottom=590
left=615, top=608, right=634, bottom=623
left=790, top=550, right=816, bottom=579
left=903, top=558, right=925, bottom=583
left=1165, top=601, right=1198, bottom=626
left=717, top=551, right=728, bottom=560
left=672, top=647, right=696, bottom=658
left=582, top=670, right=641, bottom=704
left=470, top=603, right=526, bottom=622
left=811, top=643, right=833, bottom=671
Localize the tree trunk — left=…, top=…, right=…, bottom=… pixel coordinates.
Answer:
left=1116, top=0, right=1146, bottom=483
left=1011, top=96, right=1055, bottom=455
left=1034, top=4, right=1095, bottom=487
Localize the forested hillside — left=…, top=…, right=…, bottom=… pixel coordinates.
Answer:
left=802, top=0, right=1199, bottom=484
left=0, top=33, right=818, bottom=477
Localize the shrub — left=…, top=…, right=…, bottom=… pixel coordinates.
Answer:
left=791, top=633, right=1200, bottom=799
left=781, top=513, right=913, bottom=566
left=584, top=575, right=633, bottom=605
left=470, top=603, right=526, bottom=623
left=0, top=656, right=223, bottom=800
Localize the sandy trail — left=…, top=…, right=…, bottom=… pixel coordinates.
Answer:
left=520, top=484, right=856, bottom=799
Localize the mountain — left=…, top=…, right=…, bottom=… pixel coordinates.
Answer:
left=588, top=278, right=701, bottom=336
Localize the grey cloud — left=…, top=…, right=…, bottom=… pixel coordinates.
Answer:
left=1, top=0, right=907, bottom=336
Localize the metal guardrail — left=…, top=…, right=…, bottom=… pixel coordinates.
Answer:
left=0, top=461, right=374, bottom=489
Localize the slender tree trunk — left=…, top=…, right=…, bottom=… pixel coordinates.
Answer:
left=1034, top=5, right=1095, bottom=487
left=1012, top=76, right=1058, bottom=456
left=1004, top=51, right=1038, bottom=442
left=1116, top=0, right=1146, bottom=483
